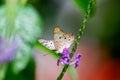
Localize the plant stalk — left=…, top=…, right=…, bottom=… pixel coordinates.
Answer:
left=57, top=0, right=95, bottom=79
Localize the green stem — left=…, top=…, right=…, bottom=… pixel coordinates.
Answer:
left=57, top=0, right=95, bottom=80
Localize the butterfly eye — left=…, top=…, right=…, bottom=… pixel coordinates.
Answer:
left=59, top=36, right=61, bottom=39
left=50, top=43, right=52, bottom=44
left=64, top=37, right=66, bottom=39
left=68, top=38, right=70, bottom=41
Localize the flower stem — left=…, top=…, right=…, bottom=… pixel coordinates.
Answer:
left=57, top=0, right=95, bottom=80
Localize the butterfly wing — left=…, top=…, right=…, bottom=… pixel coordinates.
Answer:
left=54, top=26, right=64, bottom=53
left=38, top=39, right=56, bottom=50
left=38, top=26, right=74, bottom=53
left=53, top=26, right=74, bottom=53
left=63, top=33, right=74, bottom=48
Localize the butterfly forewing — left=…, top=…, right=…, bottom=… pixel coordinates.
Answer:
left=53, top=26, right=74, bottom=53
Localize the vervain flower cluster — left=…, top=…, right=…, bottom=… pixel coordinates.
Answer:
left=57, top=48, right=81, bottom=68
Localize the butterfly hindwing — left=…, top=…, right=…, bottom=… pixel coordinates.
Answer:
left=39, top=39, right=55, bottom=50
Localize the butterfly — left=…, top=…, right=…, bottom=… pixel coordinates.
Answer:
left=39, top=26, right=74, bottom=53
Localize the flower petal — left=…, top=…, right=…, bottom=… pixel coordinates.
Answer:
left=57, top=48, right=82, bottom=68
left=62, top=48, right=70, bottom=57
left=70, top=53, right=82, bottom=68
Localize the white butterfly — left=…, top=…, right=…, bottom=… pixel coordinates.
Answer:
left=39, top=26, right=74, bottom=53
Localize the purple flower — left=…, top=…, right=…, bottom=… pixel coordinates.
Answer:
left=0, top=37, right=18, bottom=64
left=57, top=48, right=82, bottom=68
left=70, top=53, right=82, bottom=68
left=57, top=48, right=70, bottom=66
left=62, top=48, right=70, bottom=57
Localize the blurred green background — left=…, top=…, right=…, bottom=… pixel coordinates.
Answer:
left=0, top=0, right=120, bottom=80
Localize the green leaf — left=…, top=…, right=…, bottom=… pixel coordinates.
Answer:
left=0, top=5, right=43, bottom=74
left=11, top=5, right=43, bottom=74
left=0, top=64, right=8, bottom=80
left=35, top=41, right=61, bottom=59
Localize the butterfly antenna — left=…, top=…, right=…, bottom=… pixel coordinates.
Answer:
left=43, top=53, right=50, bottom=56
